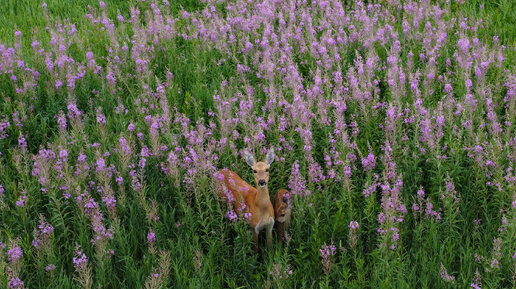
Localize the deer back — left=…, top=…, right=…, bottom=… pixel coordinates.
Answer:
left=216, top=169, right=257, bottom=213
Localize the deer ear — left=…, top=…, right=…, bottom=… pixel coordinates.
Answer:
left=266, top=148, right=275, bottom=165
left=244, top=151, right=255, bottom=167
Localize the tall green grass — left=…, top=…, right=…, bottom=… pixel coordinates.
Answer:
left=0, top=0, right=514, bottom=288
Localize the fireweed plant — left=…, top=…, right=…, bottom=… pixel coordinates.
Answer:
left=0, top=0, right=515, bottom=288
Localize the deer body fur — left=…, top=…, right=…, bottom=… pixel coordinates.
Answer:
left=215, top=149, right=276, bottom=253
left=274, top=189, right=292, bottom=243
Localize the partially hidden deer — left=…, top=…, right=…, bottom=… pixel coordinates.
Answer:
left=274, top=189, right=292, bottom=243
left=215, top=149, right=275, bottom=253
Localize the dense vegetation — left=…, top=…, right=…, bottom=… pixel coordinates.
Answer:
left=0, top=0, right=515, bottom=288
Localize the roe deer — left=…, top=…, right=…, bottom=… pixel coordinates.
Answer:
left=215, top=149, right=276, bottom=253
left=274, top=189, right=292, bottom=243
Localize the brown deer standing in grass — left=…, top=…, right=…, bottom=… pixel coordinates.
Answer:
left=215, top=149, right=275, bottom=253
left=274, top=189, right=292, bottom=243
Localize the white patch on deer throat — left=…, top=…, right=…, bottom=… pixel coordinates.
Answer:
left=255, top=217, right=274, bottom=234
left=254, top=221, right=265, bottom=234
left=268, top=217, right=275, bottom=230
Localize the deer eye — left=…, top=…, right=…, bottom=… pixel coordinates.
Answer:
left=253, top=170, right=257, bottom=173
left=265, top=169, right=269, bottom=172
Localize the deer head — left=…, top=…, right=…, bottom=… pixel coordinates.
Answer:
left=244, top=149, right=275, bottom=189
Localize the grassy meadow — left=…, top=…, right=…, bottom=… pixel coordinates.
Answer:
left=0, top=0, right=515, bottom=288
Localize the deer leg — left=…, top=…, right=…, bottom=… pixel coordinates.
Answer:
left=266, top=218, right=274, bottom=249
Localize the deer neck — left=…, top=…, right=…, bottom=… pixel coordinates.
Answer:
left=255, top=186, right=270, bottom=208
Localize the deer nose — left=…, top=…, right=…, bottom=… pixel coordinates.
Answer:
left=258, top=179, right=266, bottom=186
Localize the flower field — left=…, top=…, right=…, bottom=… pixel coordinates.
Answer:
left=0, top=0, right=515, bottom=288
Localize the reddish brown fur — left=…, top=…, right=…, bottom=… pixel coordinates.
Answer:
left=215, top=167, right=275, bottom=253
left=274, top=189, right=292, bottom=243
left=216, top=169, right=257, bottom=213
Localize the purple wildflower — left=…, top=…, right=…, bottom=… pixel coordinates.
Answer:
left=288, top=161, right=310, bottom=196
left=147, top=230, right=156, bottom=244
left=8, top=277, right=24, bottom=289
left=73, top=248, right=88, bottom=270
left=362, top=153, right=376, bottom=172
left=349, top=221, right=359, bottom=230
left=440, top=263, right=455, bottom=282
left=8, top=245, right=23, bottom=262
left=16, top=191, right=27, bottom=207
left=320, top=243, right=336, bottom=275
